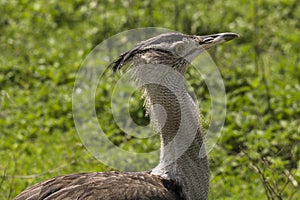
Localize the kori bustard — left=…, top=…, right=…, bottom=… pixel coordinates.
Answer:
left=15, top=32, right=238, bottom=200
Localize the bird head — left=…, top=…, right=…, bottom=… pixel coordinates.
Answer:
left=111, top=32, right=239, bottom=73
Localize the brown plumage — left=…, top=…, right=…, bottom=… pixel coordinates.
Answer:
left=15, top=172, right=182, bottom=200
left=15, top=32, right=238, bottom=200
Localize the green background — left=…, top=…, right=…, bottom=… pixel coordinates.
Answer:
left=0, top=0, right=299, bottom=199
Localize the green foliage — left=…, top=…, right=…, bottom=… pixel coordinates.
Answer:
left=0, top=0, right=299, bottom=199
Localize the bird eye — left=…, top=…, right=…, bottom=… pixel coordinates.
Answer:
left=175, top=43, right=184, bottom=54
left=200, top=37, right=214, bottom=44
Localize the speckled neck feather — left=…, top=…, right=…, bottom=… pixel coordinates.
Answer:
left=131, top=64, right=210, bottom=200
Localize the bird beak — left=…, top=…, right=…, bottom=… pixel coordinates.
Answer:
left=197, top=32, right=239, bottom=49
left=181, top=32, right=239, bottom=63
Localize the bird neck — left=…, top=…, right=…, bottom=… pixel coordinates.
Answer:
left=140, top=69, right=209, bottom=200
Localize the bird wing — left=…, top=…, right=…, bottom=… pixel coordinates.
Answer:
left=15, top=171, right=183, bottom=200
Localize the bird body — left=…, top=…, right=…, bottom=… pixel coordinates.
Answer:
left=15, top=172, right=182, bottom=200
left=15, top=32, right=238, bottom=200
